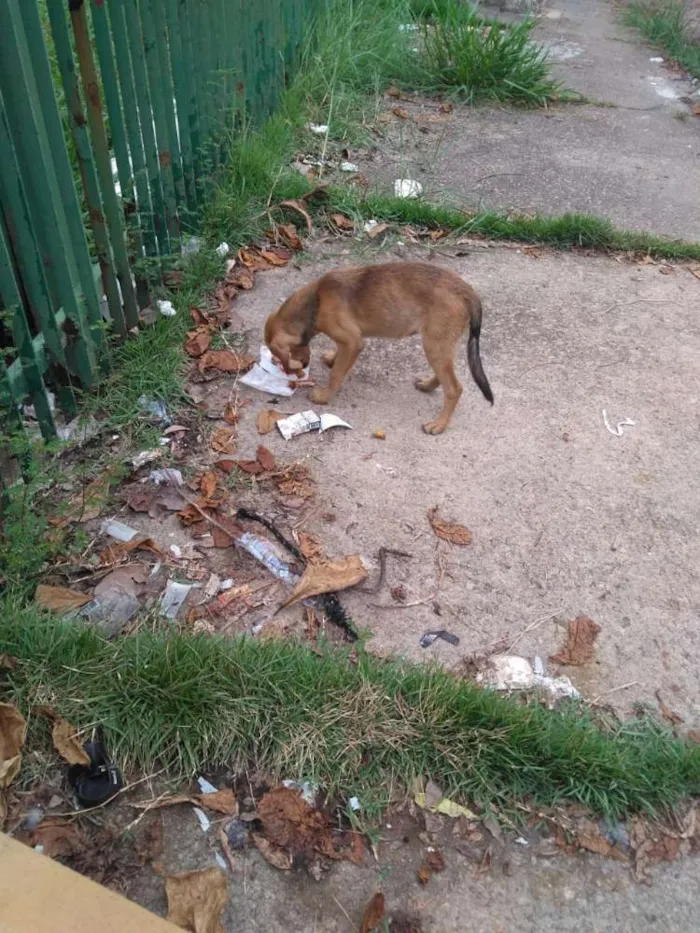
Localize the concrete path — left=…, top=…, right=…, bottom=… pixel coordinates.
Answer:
left=356, top=0, right=700, bottom=239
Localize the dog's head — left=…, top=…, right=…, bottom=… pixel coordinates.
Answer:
left=264, top=312, right=310, bottom=375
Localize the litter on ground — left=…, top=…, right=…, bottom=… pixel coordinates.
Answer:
left=240, top=345, right=310, bottom=396
left=276, top=410, right=353, bottom=440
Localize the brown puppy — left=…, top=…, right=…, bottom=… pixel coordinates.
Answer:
left=264, top=261, right=493, bottom=434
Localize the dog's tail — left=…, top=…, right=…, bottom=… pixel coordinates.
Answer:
left=467, top=298, right=494, bottom=404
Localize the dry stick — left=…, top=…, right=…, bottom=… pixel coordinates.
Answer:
left=507, top=608, right=563, bottom=653
left=586, top=681, right=639, bottom=708
left=601, top=298, right=669, bottom=315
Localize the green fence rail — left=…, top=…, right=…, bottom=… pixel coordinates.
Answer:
left=0, top=0, right=316, bottom=442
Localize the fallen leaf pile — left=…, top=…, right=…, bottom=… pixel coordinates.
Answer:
left=427, top=506, right=472, bottom=546
left=251, top=786, right=364, bottom=872
left=550, top=615, right=601, bottom=666
left=0, top=703, right=26, bottom=816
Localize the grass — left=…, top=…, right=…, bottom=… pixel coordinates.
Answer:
left=623, top=1, right=700, bottom=78
left=1, top=606, right=698, bottom=819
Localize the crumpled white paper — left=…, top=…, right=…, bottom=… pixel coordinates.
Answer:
left=239, top=345, right=310, bottom=397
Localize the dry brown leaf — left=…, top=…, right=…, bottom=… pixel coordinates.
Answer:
left=200, top=472, right=218, bottom=499
left=0, top=654, right=18, bottom=671
left=550, top=615, right=601, bottom=666
left=251, top=832, right=292, bottom=870
left=197, top=349, right=254, bottom=375
left=134, top=789, right=238, bottom=816
left=227, top=265, right=255, bottom=290
left=257, top=786, right=338, bottom=861
left=330, top=213, right=354, bottom=232
left=214, top=459, right=236, bottom=475
left=28, top=818, right=84, bottom=859
left=279, top=198, right=314, bottom=234
left=276, top=223, right=303, bottom=251
left=360, top=893, right=386, bottom=933
left=577, top=821, right=628, bottom=862
left=184, top=327, right=212, bottom=358
left=35, top=584, right=92, bottom=614
left=238, top=246, right=267, bottom=269
left=165, top=867, right=228, bottom=933
left=439, top=101, right=453, bottom=114
left=211, top=426, right=237, bottom=454
left=392, top=106, right=409, bottom=119
left=280, top=555, right=367, bottom=609
left=52, top=717, right=90, bottom=766
left=260, top=249, right=289, bottom=267
left=212, top=527, right=233, bottom=548
left=256, top=409, right=285, bottom=434
left=99, top=534, right=164, bottom=566
left=233, top=458, right=261, bottom=475
left=0, top=703, right=26, bottom=788
left=428, top=229, right=448, bottom=242
left=366, top=222, right=390, bottom=240
left=298, top=532, right=323, bottom=562
left=223, top=402, right=239, bottom=425
left=692, top=101, right=700, bottom=116
left=256, top=445, right=276, bottom=472
left=428, top=507, right=472, bottom=546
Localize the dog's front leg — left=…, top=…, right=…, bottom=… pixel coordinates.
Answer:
left=311, top=337, right=363, bottom=405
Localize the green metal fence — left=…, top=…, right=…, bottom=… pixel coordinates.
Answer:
left=0, top=0, right=317, bottom=441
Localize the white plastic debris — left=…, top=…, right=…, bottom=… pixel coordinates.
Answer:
left=649, top=56, right=664, bottom=63
left=193, top=807, right=211, bottom=832
left=602, top=410, right=635, bottom=437
left=149, top=467, right=184, bottom=486
left=181, top=235, right=202, bottom=257
left=157, top=299, right=176, bottom=317
left=197, top=777, right=218, bottom=795
left=533, top=655, right=545, bottom=676
left=215, top=241, right=230, bottom=257
left=160, top=580, right=194, bottom=620
left=220, top=578, right=234, bottom=591
left=101, top=519, right=138, bottom=542
left=349, top=796, right=361, bottom=812
left=340, top=161, right=359, bottom=172
left=282, top=780, right=317, bottom=805
left=137, top=395, right=171, bottom=425
left=236, top=532, right=299, bottom=586
left=215, top=852, right=228, bottom=871
left=169, top=544, right=182, bottom=560
left=363, top=219, right=380, bottom=235
left=130, top=449, right=162, bottom=469
left=305, top=122, right=329, bottom=134
left=394, top=178, right=423, bottom=199
left=477, top=655, right=580, bottom=701
left=239, top=345, right=310, bottom=397
left=225, top=257, right=237, bottom=274
left=276, top=410, right=352, bottom=441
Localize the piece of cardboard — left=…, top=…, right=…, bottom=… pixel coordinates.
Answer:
left=0, top=833, right=178, bottom=933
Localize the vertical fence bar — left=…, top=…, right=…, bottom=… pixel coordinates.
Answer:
left=89, top=1, right=133, bottom=210
left=69, top=0, right=140, bottom=333
left=0, top=107, right=68, bottom=371
left=139, top=0, right=180, bottom=241
left=0, top=0, right=97, bottom=386
left=177, top=0, right=204, bottom=199
left=0, top=216, right=58, bottom=439
left=151, top=0, right=186, bottom=212
left=165, top=0, right=197, bottom=214
left=123, top=0, right=171, bottom=256
left=194, top=0, right=214, bottom=164
left=45, top=0, right=125, bottom=335
left=18, top=0, right=104, bottom=343
left=107, top=0, right=159, bottom=261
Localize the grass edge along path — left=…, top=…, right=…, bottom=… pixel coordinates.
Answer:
left=1, top=609, right=698, bottom=819
left=622, top=0, right=700, bottom=80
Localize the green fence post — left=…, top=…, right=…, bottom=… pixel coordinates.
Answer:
left=177, top=0, right=204, bottom=201
left=45, top=0, right=125, bottom=336
left=165, top=0, right=198, bottom=215
left=139, top=0, right=180, bottom=242
left=0, top=0, right=97, bottom=387
left=122, top=0, right=171, bottom=256
left=107, top=0, right=160, bottom=261
left=69, top=0, right=140, bottom=332
left=0, top=216, right=58, bottom=439
left=150, top=0, right=186, bottom=215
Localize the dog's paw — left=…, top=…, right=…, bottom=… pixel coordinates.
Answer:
left=321, top=350, right=337, bottom=368
left=414, top=375, right=438, bottom=393
left=311, top=387, right=332, bottom=405
left=422, top=419, right=446, bottom=435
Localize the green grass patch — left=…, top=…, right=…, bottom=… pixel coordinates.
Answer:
left=319, top=187, right=700, bottom=259
left=1, top=607, right=698, bottom=818
left=623, top=1, right=700, bottom=78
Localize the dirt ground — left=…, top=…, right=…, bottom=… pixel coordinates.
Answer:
left=13, top=2, right=700, bottom=930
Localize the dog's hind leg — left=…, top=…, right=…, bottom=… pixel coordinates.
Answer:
left=420, top=337, right=463, bottom=435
